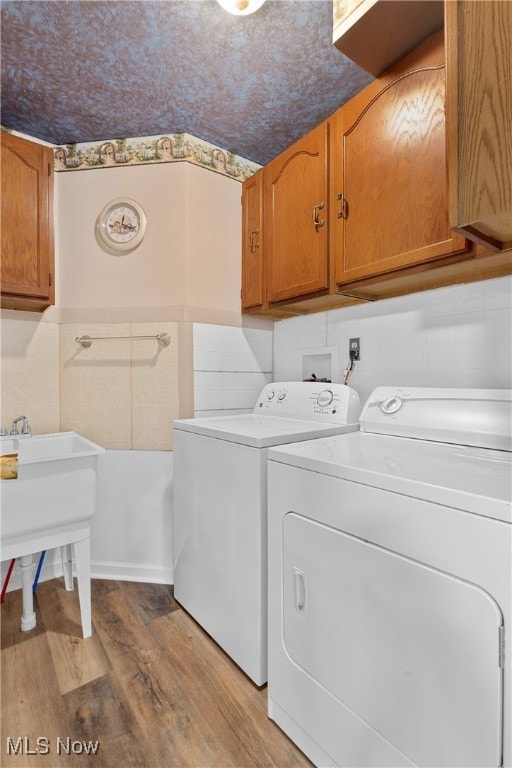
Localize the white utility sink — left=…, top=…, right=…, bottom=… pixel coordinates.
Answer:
left=1, top=432, right=104, bottom=542
left=1, top=431, right=103, bottom=464
left=1, top=432, right=104, bottom=635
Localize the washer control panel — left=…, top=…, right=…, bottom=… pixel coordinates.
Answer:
left=265, top=387, right=286, bottom=402
left=255, top=382, right=361, bottom=424
left=316, top=389, right=334, bottom=408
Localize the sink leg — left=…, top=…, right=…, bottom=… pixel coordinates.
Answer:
left=61, top=544, right=74, bottom=591
left=20, top=555, right=36, bottom=632
left=73, top=537, right=91, bottom=639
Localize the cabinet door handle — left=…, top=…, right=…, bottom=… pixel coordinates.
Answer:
left=337, top=192, right=348, bottom=219
left=249, top=228, right=260, bottom=253
left=312, top=203, right=325, bottom=231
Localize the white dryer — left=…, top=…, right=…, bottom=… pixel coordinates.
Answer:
left=267, top=387, right=511, bottom=767
left=173, top=382, right=361, bottom=685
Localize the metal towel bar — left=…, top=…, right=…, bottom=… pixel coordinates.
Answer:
left=75, top=333, right=171, bottom=349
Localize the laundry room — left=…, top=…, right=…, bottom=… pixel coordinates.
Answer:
left=1, top=1, right=511, bottom=767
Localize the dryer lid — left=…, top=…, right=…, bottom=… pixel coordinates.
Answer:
left=360, top=387, right=512, bottom=451
left=268, top=431, right=512, bottom=522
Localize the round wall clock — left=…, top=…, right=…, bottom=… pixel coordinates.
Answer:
left=95, top=198, right=147, bottom=253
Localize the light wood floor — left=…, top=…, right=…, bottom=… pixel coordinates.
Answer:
left=1, top=578, right=312, bottom=768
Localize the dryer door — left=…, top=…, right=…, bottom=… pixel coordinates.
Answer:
left=283, top=513, right=504, bottom=768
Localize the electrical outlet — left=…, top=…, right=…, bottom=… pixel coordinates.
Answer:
left=349, top=337, right=360, bottom=360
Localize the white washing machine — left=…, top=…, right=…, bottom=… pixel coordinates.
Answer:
left=173, top=382, right=361, bottom=685
left=267, top=387, right=512, bottom=768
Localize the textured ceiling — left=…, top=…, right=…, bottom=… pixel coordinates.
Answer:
left=1, top=0, right=373, bottom=165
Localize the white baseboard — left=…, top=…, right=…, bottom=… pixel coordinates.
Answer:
left=3, top=556, right=173, bottom=594
left=91, top=559, right=173, bottom=585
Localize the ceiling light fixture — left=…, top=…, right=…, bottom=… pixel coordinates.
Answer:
left=216, top=0, right=266, bottom=16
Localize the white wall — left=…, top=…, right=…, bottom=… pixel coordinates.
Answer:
left=1, top=156, right=246, bottom=588
left=91, top=450, right=174, bottom=583
left=54, top=161, right=242, bottom=322
left=185, top=165, right=243, bottom=316
left=274, top=276, right=512, bottom=405
left=1, top=450, right=174, bottom=593
left=54, top=160, right=244, bottom=575
left=56, top=163, right=187, bottom=315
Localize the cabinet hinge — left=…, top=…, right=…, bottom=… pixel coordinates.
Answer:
left=499, top=625, right=505, bottom=668
left=49, top=273, right=53, bottom=287
left=48, top=163, right=52, bottom=177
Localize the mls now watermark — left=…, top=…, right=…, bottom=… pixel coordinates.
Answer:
left=6, top=737, right=100, bottom=756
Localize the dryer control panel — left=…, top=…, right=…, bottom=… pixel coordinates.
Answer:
left=361, top=386, right=512, bottom=451
left=255, top=382, right=361, bottom=425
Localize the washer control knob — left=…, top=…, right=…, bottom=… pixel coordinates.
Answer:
left=267, top=390, right=275, bottom=401
left=317, top=389, right=334, bottom=408
left=380, top=396, right=403, bottom=414
left=278, top=390, right=287, bottom=401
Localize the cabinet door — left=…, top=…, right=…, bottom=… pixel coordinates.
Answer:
left=241, top=170, right=265, bottom=311
left=265, top=123, right=329, bottom=304
left=446, top=0, right=512, bottom=252
left=1, top=131, right=55, bottom=310
left=332, top=32, right=468, bottom=287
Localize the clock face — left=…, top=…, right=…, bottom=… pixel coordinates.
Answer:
left=106, top=205, right=140, bottom=243
left=96, top=198, right=147, bottom=253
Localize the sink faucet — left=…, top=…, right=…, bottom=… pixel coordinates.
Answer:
left=10, top=415, right=31, bottom=437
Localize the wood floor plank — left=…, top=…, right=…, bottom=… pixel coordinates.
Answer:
left=151, top=609, right=312, bottom=768
left=63, top=672, right=153, bottom=768
left=1, top=591, right=96, bottom=768
left=35, top=580, right=112, bottom=695
left=117, top=581, right=179, bottom=624
left=1, top=579, right=313, bottom=768
left=150, top=610, right=267, bottom=767
left=91, top=578, right=120, bottom=598
left=92, top=588, right=224, bottom=767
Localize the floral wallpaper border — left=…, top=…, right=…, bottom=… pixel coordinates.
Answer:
left=54, top=131, right=261, bottom=181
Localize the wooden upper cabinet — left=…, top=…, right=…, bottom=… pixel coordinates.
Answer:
left=333, top=0, right=443, bottom=78
left=445, top=0, right=512, bottom=252
left=332, top=31, right=468, bottom=288
left=265, top=122, right=330, bottom=304
left=241, top=170, right=265, bottom=311
left=1, top=131, right=55, bottom=311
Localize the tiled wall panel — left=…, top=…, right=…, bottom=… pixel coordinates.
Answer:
left=60, top=322, right=179, bottom=450
left=274, top=276, right=512, bottom=406
left=193, top=323, right=273, bottom=416
left=0, top=315, right=60, bottom=435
